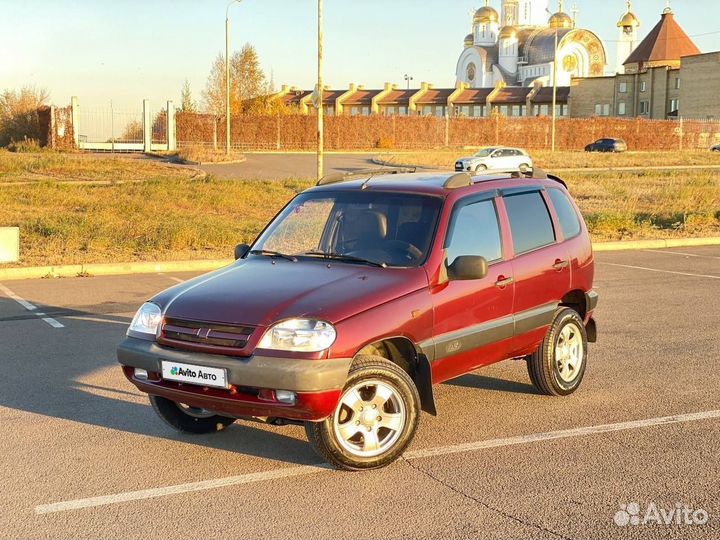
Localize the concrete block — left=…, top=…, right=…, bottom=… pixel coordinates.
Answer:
left=0, top=227, right=19, bottom=263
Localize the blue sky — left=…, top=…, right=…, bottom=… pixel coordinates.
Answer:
left=1, top=0, right=718, bottom=111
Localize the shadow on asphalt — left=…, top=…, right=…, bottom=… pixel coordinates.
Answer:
left=444, top=372, right=539, bottom=395
left=0, top=297, right=319, bottom=466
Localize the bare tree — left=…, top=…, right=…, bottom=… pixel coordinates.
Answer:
left=0, top=86, right=50, bottom=146
left=180, top=79, right=196, bottom=113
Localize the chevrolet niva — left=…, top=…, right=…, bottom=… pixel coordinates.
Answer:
left=118, top=168, right=598, bottom=470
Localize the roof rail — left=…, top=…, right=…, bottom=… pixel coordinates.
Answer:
left=316, top=167, right=417, bottom=186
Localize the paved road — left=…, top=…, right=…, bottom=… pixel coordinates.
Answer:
left=200, top=153, right=382, bottom=180
left=1, top=247, right=719, bottom=539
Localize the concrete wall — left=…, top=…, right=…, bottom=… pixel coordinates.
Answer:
left=679, top=52, right=720, bottom=119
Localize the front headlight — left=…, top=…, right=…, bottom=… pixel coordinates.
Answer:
left=258, top=319, right=336, bottom=352
left=127, top=302, right=162, bottom=339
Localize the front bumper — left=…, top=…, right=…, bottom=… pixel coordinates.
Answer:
left=117, top=337, right=351, bottom=421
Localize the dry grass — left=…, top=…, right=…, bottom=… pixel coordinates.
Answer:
left=176, top=144, right=246, bottom=164
left=376, top=149, right=720, bottom=170
left=0, top=152, right=717, bottom=266
left=0, top=150, right=197, bottom=184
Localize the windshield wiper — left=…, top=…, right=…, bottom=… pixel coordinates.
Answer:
left=301, top=251, right=387, bottom=268
left=249, top=249, right=297, bottom=262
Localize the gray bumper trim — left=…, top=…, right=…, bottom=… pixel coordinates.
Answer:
left=117, top=337, right=352, bottom=393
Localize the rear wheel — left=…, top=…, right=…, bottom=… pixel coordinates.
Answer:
left=305, top=355, right=420, bottom=470
left=527, top=308, right=587, bottom=396
left=519, top=163, right=531, bottom=173
left=150, top=395, right=236, bottom=434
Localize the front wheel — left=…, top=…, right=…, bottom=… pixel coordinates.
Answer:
left=474, top=164, right=488, bottom=172
left=150, top=395, right=236, bottom=434
left=527, top=308, right=588, bottom=396
left=519, top=163, right=531, bottom=173
left=305, top=355, right=420, bottom=470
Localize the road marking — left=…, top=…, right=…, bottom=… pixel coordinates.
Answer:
left=0, top=284, right=64, bottom=328
left=598, top=262, right=720, bottom=280
left=168, top=276, right=184, bottom=283
left=35, top=409, right=720, bottom=515
left=644, top=249, right=720, bottom=260
left=35, top=464, right=331, bottom=514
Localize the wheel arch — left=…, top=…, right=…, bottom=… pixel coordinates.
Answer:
left=356, top=336, right=436, bottom=416
left=560, top=289, right=587, bottom=319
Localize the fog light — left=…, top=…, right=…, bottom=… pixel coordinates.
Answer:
left=134, top=368, right=149, bottom=380
left=275, top=390, right=297, bottom=405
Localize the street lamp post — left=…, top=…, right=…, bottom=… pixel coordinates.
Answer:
left=317, top=0, right=324, bottom=179
left=226, top=0, right=242, bottom=155
left=551, top=27, right=558, bottom=152
left=404, top=74, right=413, bottom=90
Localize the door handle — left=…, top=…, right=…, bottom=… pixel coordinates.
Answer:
left=552, top=259, right=569, bottom=271
left=495, top=276, right=514, bottom=288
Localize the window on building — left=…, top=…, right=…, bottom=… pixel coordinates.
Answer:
left=384, top=106, right=396, bottom=116
left=361, top=106, right=370, bottom=116
left=460, top=105, right=470, bottom=117
left=499, top=105, right=509, bottom=116
left=325, top=106, right=334, bottom=116
left=640, top=81, right=647, bottom=92
left=445, top=200, right=502, bottom=265
left=595, top=104, right=609, bottom=117
left=350, top=106, right=359, bottom=116
left=504, top=191, right=556, bottom=255
left=618, top=102, right=626, bottom=116
left=640, top=100, right=650, bottom=115
left=547, top=189, right=581, bottom=240
left=539, top=104, right=549, bottom=116
left=511, top=105, right=520, bottom=116
left=675, top=77, right=681, bottom=89
left=398, top=106, right=408, bottom=116
left=669, top=99, right=679, bottom=113
left=619, top=82, right=627, bottom=93
left=422, top=105, right=432, bottom=116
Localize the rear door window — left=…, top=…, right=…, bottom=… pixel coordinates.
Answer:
left=504, top=191, right=556, bottom=255
left=445, top=199, right=502, bottom=265
left=547, top=188, right=581, bottom=240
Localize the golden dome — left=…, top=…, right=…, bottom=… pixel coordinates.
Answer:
left=498, top=25, right=517, bottom=40
left=474, top=5, right=499, bottom=24
left=464, top=33, right=474, bottom=48
left=549, top=12, right=573, bottom=29
left=617, top=11, right=640, bottom=28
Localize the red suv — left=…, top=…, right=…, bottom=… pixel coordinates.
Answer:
left=118, top=169, right=597, bottom=470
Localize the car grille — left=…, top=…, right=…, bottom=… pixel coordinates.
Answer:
left=160, top=317, right=255, bottom=351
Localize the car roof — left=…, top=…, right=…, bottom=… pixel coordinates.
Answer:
left=307, top=170, right=564, bottom=197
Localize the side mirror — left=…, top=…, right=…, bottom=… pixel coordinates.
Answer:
left=447, top=255, right=488, bottom=281
left=234, top=243, right=250, bottom=260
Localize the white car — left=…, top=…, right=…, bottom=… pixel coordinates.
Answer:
left=455, top=147, right=533, bottom=173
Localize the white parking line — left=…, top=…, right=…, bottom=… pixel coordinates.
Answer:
left=35, top=408, right=720, bottom=515
left=644, top=249, right=720, bottom=260
left=0, top=284, right=64, bottom=328
left=598, top=262, right=720, bottom=280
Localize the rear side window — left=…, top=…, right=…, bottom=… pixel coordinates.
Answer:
left=547, top=188, right=581, bottom=239
left=504, top=191, right=555, bottom=255
left=445, top=200, right=502, bottom=264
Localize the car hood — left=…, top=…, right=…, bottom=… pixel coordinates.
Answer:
left=152, top=258, right=429, bottom=327
left=457, top=156, right=481, bottom=162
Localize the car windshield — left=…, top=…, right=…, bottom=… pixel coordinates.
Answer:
left=473, top=148, right=495, bottom=157
left=251, top=191, right=442, bottom=268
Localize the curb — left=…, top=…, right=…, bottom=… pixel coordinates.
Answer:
left=0, top=259, right=233, bottom=282
left=592, top=237, right=720, bottom=252
left=2, top=238, right=720, bottom=281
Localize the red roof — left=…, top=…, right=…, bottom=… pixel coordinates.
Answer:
left=491, top=87, right=531, bottom=104
left=415, top=89, right=455, bottom=105
left=531, top=87, right=570, bottom=103
left=452, top=88, right=493, bottom=104
left=376, top=89, right=415, bottom=105
left=624, top=11, right=700, bottom=66
left=342, top=89, right=382, bottom=106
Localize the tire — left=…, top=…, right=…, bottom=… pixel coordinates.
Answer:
left=474, top=164, right=487, bottom=172
left=526, top=308, right=588, bottom=396
left=150, top=395, right=236, bottom=434
left=304, top=355, right=420, bottom=470
left=519, top=163, right=530, bottom=173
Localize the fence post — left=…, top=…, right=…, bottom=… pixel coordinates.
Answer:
left=445, top=114, right=450, bottom=147
left=143, top=99, right=152, bottom=153
left=70, top=96, right=79, bottom=149
left=49, top=105, right=56, bottom=149
left=213, top=117, right=218, bottom=151
left=276, top=112, right=281, bottom=150
left=679, top=116, right=684, bottom=152
left=167, top=100, right=176, bottom=151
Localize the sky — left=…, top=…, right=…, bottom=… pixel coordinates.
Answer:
left=1, top=0, right=719, bottom=111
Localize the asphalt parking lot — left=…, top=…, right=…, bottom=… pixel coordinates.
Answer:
left=1, top=246, right=719, bottom=539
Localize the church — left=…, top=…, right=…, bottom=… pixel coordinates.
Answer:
left=456, top=0, right=608, bottom=88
